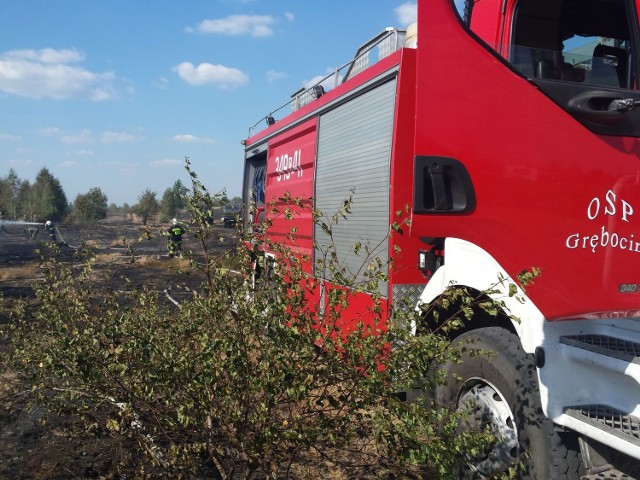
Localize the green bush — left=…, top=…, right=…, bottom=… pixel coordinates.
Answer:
left=69, top=187, right=109, bottom=225
left=133, top=189, right=160, bottom=225
left=1, top=163, right=512, bottom=479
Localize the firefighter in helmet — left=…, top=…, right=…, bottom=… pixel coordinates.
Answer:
left=163, top=218, right=186, bottom=258
left=44, top=220, right=56, bottom=243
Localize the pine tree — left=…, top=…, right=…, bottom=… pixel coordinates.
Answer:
left=30, top=168, right=68, bottom=222
left=159, top=180, right=188, bottom=222
left=133, top=189, right=159, bottom=225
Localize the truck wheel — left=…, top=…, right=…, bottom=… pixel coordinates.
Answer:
left=436, top=327, right=582, bottom=479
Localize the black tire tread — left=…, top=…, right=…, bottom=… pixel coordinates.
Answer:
left=436, top=327, right=582, bottom=480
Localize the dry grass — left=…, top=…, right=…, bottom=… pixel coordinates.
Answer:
left=81, top=239, right=102, bottom=248
left=0, top=264, right=42, bottom=283
left=137, top=255, right=190, bottom=269
left=94, top=252, right=124, bottom=264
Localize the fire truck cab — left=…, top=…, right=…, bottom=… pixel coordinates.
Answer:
left=242, top=0, right=640, bottom=477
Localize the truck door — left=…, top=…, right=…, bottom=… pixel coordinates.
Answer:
left=413, top=0, right=640, bottom=319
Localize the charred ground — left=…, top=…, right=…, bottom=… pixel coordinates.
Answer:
left=0, top=212, right=239, bottom=479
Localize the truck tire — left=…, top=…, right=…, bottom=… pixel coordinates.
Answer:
left=435, top=327, right=582, bottom=479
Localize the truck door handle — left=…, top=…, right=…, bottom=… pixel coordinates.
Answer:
left=567, top=91, right=628, bottom=125
left=429, top=170, right=449, bottom=210
left=413, top=156, right=476, bottom=214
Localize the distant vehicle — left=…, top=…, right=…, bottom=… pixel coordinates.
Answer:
left=222, top=204, right=241, bottom=228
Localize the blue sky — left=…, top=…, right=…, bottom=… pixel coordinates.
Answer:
left=0, top=1, right=417, bottom=206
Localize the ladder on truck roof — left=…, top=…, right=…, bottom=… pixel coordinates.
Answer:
left=249, top=27, right=407, bottom=136
left=341, top=27, right=407, bottom=83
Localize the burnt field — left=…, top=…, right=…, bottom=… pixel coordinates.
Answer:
left=0, top=213, right=239, bottom=479
left=0, top=213, right=239, bottom=298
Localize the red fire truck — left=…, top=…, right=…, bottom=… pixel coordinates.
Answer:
left=242, top=0, right=640, bottom=477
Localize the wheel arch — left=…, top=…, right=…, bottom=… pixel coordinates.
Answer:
left=417, top=237, right=546, bottom=353
left=418, top=286, right=518, bottom=341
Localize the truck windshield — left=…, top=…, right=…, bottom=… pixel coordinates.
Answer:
left=510, top=0, right=635, bottom=89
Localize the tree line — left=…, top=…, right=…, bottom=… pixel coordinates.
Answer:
left=0, top=168, right=237, bottom=226
left=0, top=168, right=67, bottom=223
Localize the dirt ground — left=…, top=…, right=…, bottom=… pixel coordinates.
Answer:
left=0, top=212, right=239, bottom=479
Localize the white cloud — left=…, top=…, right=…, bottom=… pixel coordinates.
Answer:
left=90, top=88, right=116, bottom=102
left=395, top=2, right=417, bottom=26
left=190, top=14, right=275, bottom=37
left=39, top=127, right=64, bottom=137
left=0, top=132, right=20, bottom=141
left=104, top=160, right=128, bottom=167
left=0, top=158, right=33, bottom=168
left=172, top=134, right=216, bottom=144
left=149, top=158, right=182, bottom=167
left=284, top=12, right=294, bottom=22
left=267, top=69, right=287, bottom=83
left=101, top=131, right=142, bottom=143
left=303, top=75, right=324, bottom=89
left=303, top=69, right=341, bottom=90
left=173, top=62, right=248, bottom=89
left=4, top=48, right=84, bottom=64
left=0, top=152, right=33, bottom=169
left=62, top=129, right=93, bottom=144
left=155, top=76, right=170, bottom=89
left=41, top=128, right=142, bottom=144
left=76, top=149, right=94, bottom=156
left=0, top=48, right=117, bottom=101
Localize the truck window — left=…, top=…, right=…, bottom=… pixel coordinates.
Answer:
left=453, top=0, right=473, bottom=26
left=243, top=151, right=267, bottom=226
left=510, top=0, right=635, bottom=89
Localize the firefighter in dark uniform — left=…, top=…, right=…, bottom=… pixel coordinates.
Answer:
left=44, top=220, right=56, bottom=243
left=164, top=218, right=186, bottom=258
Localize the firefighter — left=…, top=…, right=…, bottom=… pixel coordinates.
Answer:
left=164, top=218, right=186, bottom=258
left=44, top=220, right=56, bottom=243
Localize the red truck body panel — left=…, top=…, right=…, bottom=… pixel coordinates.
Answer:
left=264, top=119, right=317, bottom=267
left=241, top=0, right=640, bottom=466
left=413, top=0, right=640, bottom=320
left=244, top=1, right=640, bottom=324
left=246, top=46, right=424, bottom=329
